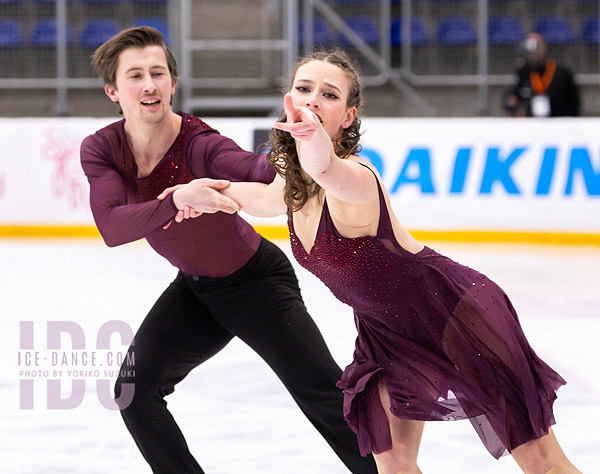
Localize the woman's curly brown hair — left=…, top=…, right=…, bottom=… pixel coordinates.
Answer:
left=267, top=49, right=363, bottom=211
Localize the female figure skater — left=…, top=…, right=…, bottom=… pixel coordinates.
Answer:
left=162, top=50, right=582, bottom=474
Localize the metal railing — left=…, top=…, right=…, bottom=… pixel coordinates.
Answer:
left=1, top=0, right=598, bottom=116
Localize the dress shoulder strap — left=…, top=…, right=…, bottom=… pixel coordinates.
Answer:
left=357, top=162, right=396, bottom=240
left=289, top=161, right=396, bottom=241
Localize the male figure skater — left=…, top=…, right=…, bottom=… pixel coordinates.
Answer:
left=80, top=26, right=376, bottom=473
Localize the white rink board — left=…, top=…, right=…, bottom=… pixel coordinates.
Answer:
left=0, top=117, right=598, bottom=232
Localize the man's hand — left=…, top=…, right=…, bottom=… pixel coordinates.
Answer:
left=157, top=178, right=241, bottom=229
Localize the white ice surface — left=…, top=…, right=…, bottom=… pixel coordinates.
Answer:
left=1, top=239, right=598, bottom=473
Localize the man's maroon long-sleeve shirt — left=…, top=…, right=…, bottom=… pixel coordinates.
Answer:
left=80, top=112, right=276, bottom=277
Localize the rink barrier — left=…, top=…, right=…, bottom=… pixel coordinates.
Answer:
left=1, top=225, right=599, bottom=246
left=1, top=117, right=599, bottom=239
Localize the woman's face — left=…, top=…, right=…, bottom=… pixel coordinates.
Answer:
left=289, top=60, right=356, bottom=139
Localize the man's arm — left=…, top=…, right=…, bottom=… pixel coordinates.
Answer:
left=503, top=65, right=531, bottom=115
left=82, top=132, right=241, bottom=246
left=156, top=129, right=283, bottom=223
left=158, top=174, right=285, bottom=219
left=80, top=134, right=179, bottom=247
left=189, top=132, right=277, bottom=184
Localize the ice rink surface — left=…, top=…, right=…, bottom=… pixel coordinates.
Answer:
left=1, top=238, right=598, bottom=473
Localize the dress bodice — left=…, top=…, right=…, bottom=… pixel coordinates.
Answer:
left=288, top=170, right=431, bottom=312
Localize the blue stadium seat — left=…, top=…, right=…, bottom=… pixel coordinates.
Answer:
left=339, top=16, right=379, bottom=47
left=437, top=17, right=477, bottom=46
left=0, top=20, right=23, bottom=48
left=31, top=19, right=73, bottom=47
left=582, top=17, right=599, bottom=44
left=533, top=16, right=575, bottom=44
left=390, top=18, right=428, bottom=46
left=131, top=18, right=169, bottom=43
left=298, top=18, right=331, bottom=46
left=80, top=19, right=120, bottom=49
left=488, top=16, right=524, bottom=45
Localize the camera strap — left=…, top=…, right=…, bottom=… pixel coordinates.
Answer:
left=530, top=60, right=556, bottom=95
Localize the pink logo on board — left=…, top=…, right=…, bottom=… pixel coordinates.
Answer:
left=40, top=127, right=88, bottom=210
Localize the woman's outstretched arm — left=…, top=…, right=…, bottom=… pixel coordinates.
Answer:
left=273, top=94, right=378, bottom=205
left=157, top=173, right=286, bottom=220
left=222, top=174, right=287, bottom=217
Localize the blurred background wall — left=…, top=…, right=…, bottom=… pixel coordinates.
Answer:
left=1, top=0, right=599, bottom=118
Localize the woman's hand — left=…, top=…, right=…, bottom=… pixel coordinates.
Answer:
left=272, top=94, right=334, bottom=175
left=272, top=93, right=322, bottom=141
left=272, top=95, right=377, bottom=207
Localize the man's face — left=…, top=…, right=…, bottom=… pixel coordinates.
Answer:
left=522, top=34, right=547, bottom=67
left=104, top=45, right=176, bottom=124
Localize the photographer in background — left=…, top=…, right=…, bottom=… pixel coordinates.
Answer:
left=503, top=32, right=580, bottom=117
